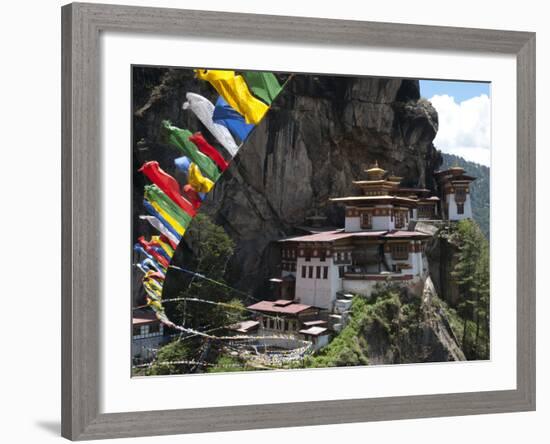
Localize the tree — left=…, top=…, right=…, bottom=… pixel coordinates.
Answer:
left=450, top=220, right=490, bottom=359
left=165, top=214, right=237, bottom=331
left=146, top=339, right=195, bottom=375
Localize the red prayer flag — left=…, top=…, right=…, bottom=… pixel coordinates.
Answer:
left=182, top=184, right=203, bottom=209
left=139, top=161, right=197, bottom=217
left=138, top=236, right=170, bottom=268
left=145, top=271, right=165, bottom=281
left=189, top=132, right=229, bottom=172
left=160, top=234, right=178, bottom=250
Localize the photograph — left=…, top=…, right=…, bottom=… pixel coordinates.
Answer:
left=131, top=67, right=491, bottom=375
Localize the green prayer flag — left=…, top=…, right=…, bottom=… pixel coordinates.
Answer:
left=242, top=72, right=282, bottom=105
left=145, top=185, right=192, bottom=228
left=161, top=121, right=221, bottom=182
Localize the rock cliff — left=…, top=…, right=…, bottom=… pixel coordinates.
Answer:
left=132, top=68, right=442, bottom=297
left=202, top=75, right=442, bottom=294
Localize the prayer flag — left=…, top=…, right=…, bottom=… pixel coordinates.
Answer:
left=174, top=157, right=215, bottom=193
left=212, top=96, right=254, bottom=143
left=182, top=183, right=203, bottom=209
left=139, top=161, right=197, bottom=217
left=144, top=185, right=193, bottom=229
left=195, top=69, right=268, bottom=124
left=189, top=132, right=229, bottom=172
left=161, top=121, right=221, bottom=182
left=242, top=71, right=282, bottom=105
left=182, top=92, right=239, bottom=156
left=141, top=204, right=182, bottom=241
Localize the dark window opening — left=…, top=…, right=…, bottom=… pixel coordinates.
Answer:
left=391, top=243, right=409, bottom=260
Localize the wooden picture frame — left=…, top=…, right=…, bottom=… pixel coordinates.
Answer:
left=61, top=2, right=535, bottom=440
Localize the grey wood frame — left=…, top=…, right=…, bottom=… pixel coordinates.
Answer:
left=61, top=2, right=536, bottom=440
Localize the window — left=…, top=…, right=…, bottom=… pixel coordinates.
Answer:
left=133, top=326, right=141, bottom=337
left=395, top=212, right=405, bottom=229
left=361, top=212, right=372, bottom=229
left=323, top=266, right=328, bottom=279
left=455, top=188, right=466, bottom=201
left=149, top=323, right=160, bottom=334
left=338, top=266, right=344, bottom=278
left=457, top=203, right=464, bottom=214
left=301, top=265, right=306, bottom=278
left=316, top=266, right=321, bottom=279
left=308, top=266, right=314, bottom=279
left=391, top=243, right=409, bottom=260
left=418, top=205, right=432, bottom=218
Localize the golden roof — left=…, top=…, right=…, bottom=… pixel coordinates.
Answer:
left=365, top=161, right=386, bottom=180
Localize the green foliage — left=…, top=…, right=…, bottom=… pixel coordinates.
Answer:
left=304, top=296, right=370, bottom=368
left=450, top=219, right=490, bottom=359
left=145, top=339, right=195, bottom=375
left=441, top=153, right=490, bottom=240
left=186, top=213, right=236, bottom=280
left=224, top=298, right=247, bottom=326
left=303, top=284, right=424, bottom=368
left=149, top=215, right=252, bottom=375
left=207, top=355, right=254, bottom=373
left=165, top=214, right=237, bottom=331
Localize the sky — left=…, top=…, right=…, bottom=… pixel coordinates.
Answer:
left=419, top=80, right=491, bottom=166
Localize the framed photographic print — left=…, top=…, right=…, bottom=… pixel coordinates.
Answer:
left=61, top=2, right=535, bottom=440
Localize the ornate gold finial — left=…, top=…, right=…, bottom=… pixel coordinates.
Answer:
left=365, top=160, right=386, bottom=179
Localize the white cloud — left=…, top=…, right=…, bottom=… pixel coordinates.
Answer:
left=429, top=94, right=491, bottom=166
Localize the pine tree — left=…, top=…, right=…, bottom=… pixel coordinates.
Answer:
left=451, top=220, right=490, bottom=359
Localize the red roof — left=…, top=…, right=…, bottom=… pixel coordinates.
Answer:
left=229, top=320, right=260, bottom=333
left=299, top=326, right=329, bottom=336
left=132, top=310, right=158, bottom=326
left=279, top=230, right=386, bottom=243
left=279, top=229, right=429, bottom=243
left=248, top=300, right=314, bottom=315
left=302, top=320, right=328, bottom=327
left=383, top=230, right=431, bottom=239
left=329, top=195, right=418, bottom=204
left=279, top=229, right=348, bottom=242
left=273, top=299, right=293, bottom=307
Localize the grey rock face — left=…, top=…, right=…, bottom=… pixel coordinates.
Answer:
left=132, top=68, right=442, bottom=297
left=201, top=75, right=442, bottom=294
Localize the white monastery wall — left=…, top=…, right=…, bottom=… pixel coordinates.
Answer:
left=295, top=257, right=338, bottom=309
left=447, top=193, right=473, bottom=221
left=345, top=216, right=360, bottom=232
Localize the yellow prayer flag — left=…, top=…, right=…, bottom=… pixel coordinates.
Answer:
left=150, top=201, right=187, bottom=236
left=195, top=69, right=269, bottom=124
left=152, top=235, right=175, bottom=257
left=188, top=163, right=215, bottom=193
